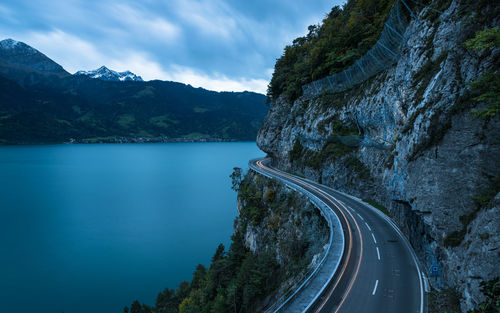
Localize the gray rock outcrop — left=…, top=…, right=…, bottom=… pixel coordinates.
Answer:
left=257, top=1, right=499, bottom=311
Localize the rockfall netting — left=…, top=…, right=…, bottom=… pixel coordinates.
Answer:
left=302, top=0, right=413, bottom=99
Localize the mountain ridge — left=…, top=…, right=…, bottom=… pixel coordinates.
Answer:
left=0, top=38, right=70, bottom=80
left=0, top=39, right=268, bottom=144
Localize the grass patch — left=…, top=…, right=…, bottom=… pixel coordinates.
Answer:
left=193, top=107, right=210, bottom=113
left=363, top=199, right=390, bottom=216
left=285, top=170, right=306, bottom=179
left=117, top=114, right=135, bottom=128
left=133, top=86, right=155, bottom=98
left=184, top=132, right=205, bottom=138
left=150, top=115, right=180, bottom=128
left=135, top=130, right=153, bottom=137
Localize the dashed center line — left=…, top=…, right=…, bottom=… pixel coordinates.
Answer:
left=357, top=213, right=364, bottom=221
left=372, top=233, right=377, bottom=244
left=372, top=280, right=379, bottom=295
left=365, top=222, right=371, bottom=231
left=376, top=247, right=381, bottom=260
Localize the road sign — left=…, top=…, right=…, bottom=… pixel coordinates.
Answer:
left=430, top=265, right=439, bottom=276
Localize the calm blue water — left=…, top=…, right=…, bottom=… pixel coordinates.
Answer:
left=0, top=142, right=263, bottom=313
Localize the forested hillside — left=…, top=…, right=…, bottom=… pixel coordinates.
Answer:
left=0, top=40, right=268, bottom=144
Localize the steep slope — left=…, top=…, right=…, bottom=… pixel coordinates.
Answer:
left=258, top=0, right=499, bottom=311
left=0, top=38, right=69, bottom=84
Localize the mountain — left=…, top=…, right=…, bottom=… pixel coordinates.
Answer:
left=0, top=38, right=69, bottom=85
left=75, top=66, right=143, bottom=82
left=0, top=39, right=268, bottom=144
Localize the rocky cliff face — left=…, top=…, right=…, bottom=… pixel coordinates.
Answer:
left=257, top=1, right=499, bottom=311
left=236, top=170, right=329, bottom=309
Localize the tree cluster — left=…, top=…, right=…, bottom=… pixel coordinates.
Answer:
left=267, top=0, right=395, bottom=102
left=126, top=234, right=280, bottom=313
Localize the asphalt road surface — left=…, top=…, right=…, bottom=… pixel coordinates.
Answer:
left=251, top=158, right=427, bottom=313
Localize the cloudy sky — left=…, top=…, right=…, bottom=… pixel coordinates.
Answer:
left=0, top=0, right=345, bottom=93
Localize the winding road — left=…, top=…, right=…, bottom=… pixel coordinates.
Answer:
left=250, top=158, right=428, bottom=313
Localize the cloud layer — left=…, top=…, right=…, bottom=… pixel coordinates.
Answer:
left=0, top=0, right=344, bottom=93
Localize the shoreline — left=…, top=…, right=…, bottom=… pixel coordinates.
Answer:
left=0, top=136, right=256, bottom=145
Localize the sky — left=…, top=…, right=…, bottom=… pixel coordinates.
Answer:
left=0, top=0, right=345, bottom=94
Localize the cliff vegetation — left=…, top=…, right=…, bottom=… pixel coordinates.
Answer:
left=267, top=0, right=395, bottom=101
left=125, top=170, right=328, bottom=313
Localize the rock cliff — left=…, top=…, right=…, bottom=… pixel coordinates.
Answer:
left=257, top=0, right=499, bottom=311
left=236, top=170, right=329, bottom=310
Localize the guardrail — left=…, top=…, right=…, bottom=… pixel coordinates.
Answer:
left=248, top=158, right=345, bottom=312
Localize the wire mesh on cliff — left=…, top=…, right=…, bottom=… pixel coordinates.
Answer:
left=302, top=0, right=414, bottom=99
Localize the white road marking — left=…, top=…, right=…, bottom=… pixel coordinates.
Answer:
left=365, top=222, right=371, bottom=231
left=357, top=213, right=364, bottom=221
left=372, top=280, right=379, bottom=295
left=372, top=233, right=377, bottom=244
left=376, top=247, right=381, bottom=260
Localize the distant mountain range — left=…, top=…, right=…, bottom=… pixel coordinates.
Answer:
left=75, top=66, right=143, bottom=82
left=0, top=38, right=268, bottom=144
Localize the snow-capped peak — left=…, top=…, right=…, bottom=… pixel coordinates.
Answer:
left=74, top=66, right=143, bottom=82
left=0, top=38, right=20, bottom=49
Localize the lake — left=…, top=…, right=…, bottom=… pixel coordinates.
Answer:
left=0, top=142, right=264, bottom=313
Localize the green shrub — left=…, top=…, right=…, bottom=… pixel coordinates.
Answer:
left=470, top=72, right=500, bottom=119
left=345, top=157, right=371, bottom=180
left=289, top=139, right=303, bottom=161
left=464, top=27, right=500, bottom=51
left=467, top=278, right=500, bottom=313
left=450, top=72, right=500, bottom=119
left=472, top=171, right=500, bottom=209
left=264, top=188, right=276, bottom=203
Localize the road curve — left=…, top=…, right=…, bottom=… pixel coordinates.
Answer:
left=250, top=158, right=427, bottom=313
